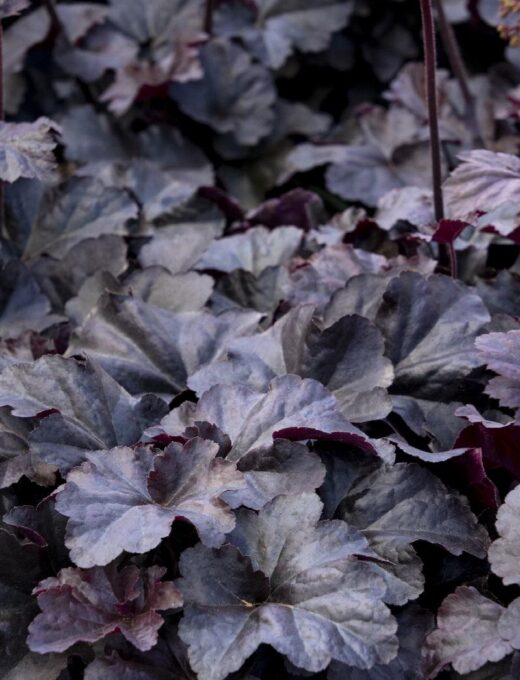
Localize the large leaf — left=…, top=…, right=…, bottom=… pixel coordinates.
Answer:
left=0, top=407, right=54, bottom=488
left=30, top=234, right=128, bottom=311
left=488, top=485, right=520, bottom=586
left=444, top=150, right=520, bottom=226
left=476, top=331, right=520, bottom=412
left=23, top=177, right=138, bottom=259
left=0, top=355, right=167, bottom=473
left=28, top=564, right=181, bottom=653
left=375, top=272, right=490, bottom=400
left=101, top=0, right=205, bottom=114
left=0, top=118, right=60, bottom=183
left=190, top=305, right=394, bottom=422
left=55, top=439, right=244, bottom=566
left=255, top=0, right=354, bottom=68
left=0, top=260, right=62, bottom=337
left=425, top=587, right=520, bottom=677
left=62, top=109, right=213, bottom=219
left=138, top=217, right=224, bottom=276
left=224, top=439, right=326, bottom=510
left=67, top=293, right=261, bottom=397
left=195, top=226, right=302, bottom=275
left=282, top=244, right=388, bottom=309
left=150, top=375, right=386, bottom=463
left=338, top=462, right=490, bottom=558
left=177, top=493, right=398, bottom=680
left=170, top=39, right=276, bottom=146
left=337, top=461, right=489, bottom=605
left=328, top=604, right=434, bottom=680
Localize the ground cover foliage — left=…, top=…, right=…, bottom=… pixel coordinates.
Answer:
left=0, top=0, right=520, bottom=678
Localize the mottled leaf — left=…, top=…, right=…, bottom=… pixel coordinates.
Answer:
left=28, top=564, right=181, bottom=652
left=489, top=485, right=520, bottom=586
left=55, top=439, right=244, bottom=566
left=476, top=331, right=520, bottom=412
left=425, top=587, right=516, bottom=677
left=444, top=151, right=520, bottom=227
left=0, top=118, right=60, bottom=183
left=177, top=493, right=398, bottom=680
left=375, top=272, right=490, bottom=400
left=171, top=39, right=276, bottom=146
left=0, top=355, right=167, bottom=473
left=151, top=375, right=384, bottom=463
left=67, top=293, right=260, bottom=397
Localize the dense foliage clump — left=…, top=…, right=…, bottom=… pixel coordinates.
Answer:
left=0, top=1, right=519, bottom=679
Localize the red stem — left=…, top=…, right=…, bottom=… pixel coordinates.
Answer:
left=419, top=0, right=445, bottom=222
left=204, top=0, right=214, bottom=34
left=0, top=20, right=5, bottom=239
left=433, top=0, right=484, bottom=147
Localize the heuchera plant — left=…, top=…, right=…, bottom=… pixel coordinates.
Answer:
left=0, top=0, right=519, bottom=679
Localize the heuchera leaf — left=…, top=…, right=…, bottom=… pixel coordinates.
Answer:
left=488, top=485, right=520, bottom=586
left=375, top=272, right=491, bottom=400
left=55, top=439, right=244, bottom=567
left=27, top=564, right=182, bottom=653
left=444, top=150, right=520, bottom=226
left=170, top=39, right=276, bottom=146
left=0, top=118, right=60, bottom=183
left=67, top=294, right=261, bottom=397
left=0, top=260, right=62, bottom=338
left=0, top=355, right=168, bottom=473
left=0, top=407, right=54, bottom=488
left=328, top=604, right=434, bottom=680
left=150, top=375, right=385, bottom=463
left=195, top=225, right=302, bottom=275
left=255, top=0, right=354, bottom=68
left=337, top=461, right=489, bottom=606
left=23, top=177, right=138, bottom=259
left=189, top=305, right=394, bottom=423
left=177, top=493, right=398, bottom=680
left=425, top=587, right=520, bottom=677
left=476, top=330, right=520, bottom=413
left=339, top=462, right=490, bottom=558
left=101, top=0, right=205, bottom=114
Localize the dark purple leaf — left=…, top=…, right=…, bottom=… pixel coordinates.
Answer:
left=170, top=39, right=276, bottom=146
left=0, top=356, right=168, bottom=474
left=55, top=439, right=244, bottom=566
left=0, top=119, right=60, bottom=184
left=150, top=375, right=388, bottom=463
left=28, top=564, right=182, bottom=653
left=177, top=493, right=397, bottom=680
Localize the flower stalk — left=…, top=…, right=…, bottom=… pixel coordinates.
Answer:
left=0, top=19, right=5, bottom=237
left=419, top=0, right=444, bottom=223
left=204, top=0, right=215, bottom=35
left=433, top=0, right=484, bottom=147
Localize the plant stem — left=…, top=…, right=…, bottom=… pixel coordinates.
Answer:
left=204, top=0, right=214, bottom=35
left=0, top=20, right=5, bottom=239
left=433, top=0, right=484, bottom=147
left=447, top=241, right=458, bottom=279
left=419, top=0, right=445, bottom=222
left=42, top=0, right=61, bottom=31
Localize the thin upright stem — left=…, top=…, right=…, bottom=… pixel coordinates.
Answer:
left=0, top=20, right=5, bottom=239
left=204, top=0, right=214, bottom=35
left=433, top=0, right=484, bottom=147
left=419, top=0, right=445, bottom=222
left=42, top=0, right=62, bottom=32
left=447, top=242, right=458, bottom=278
